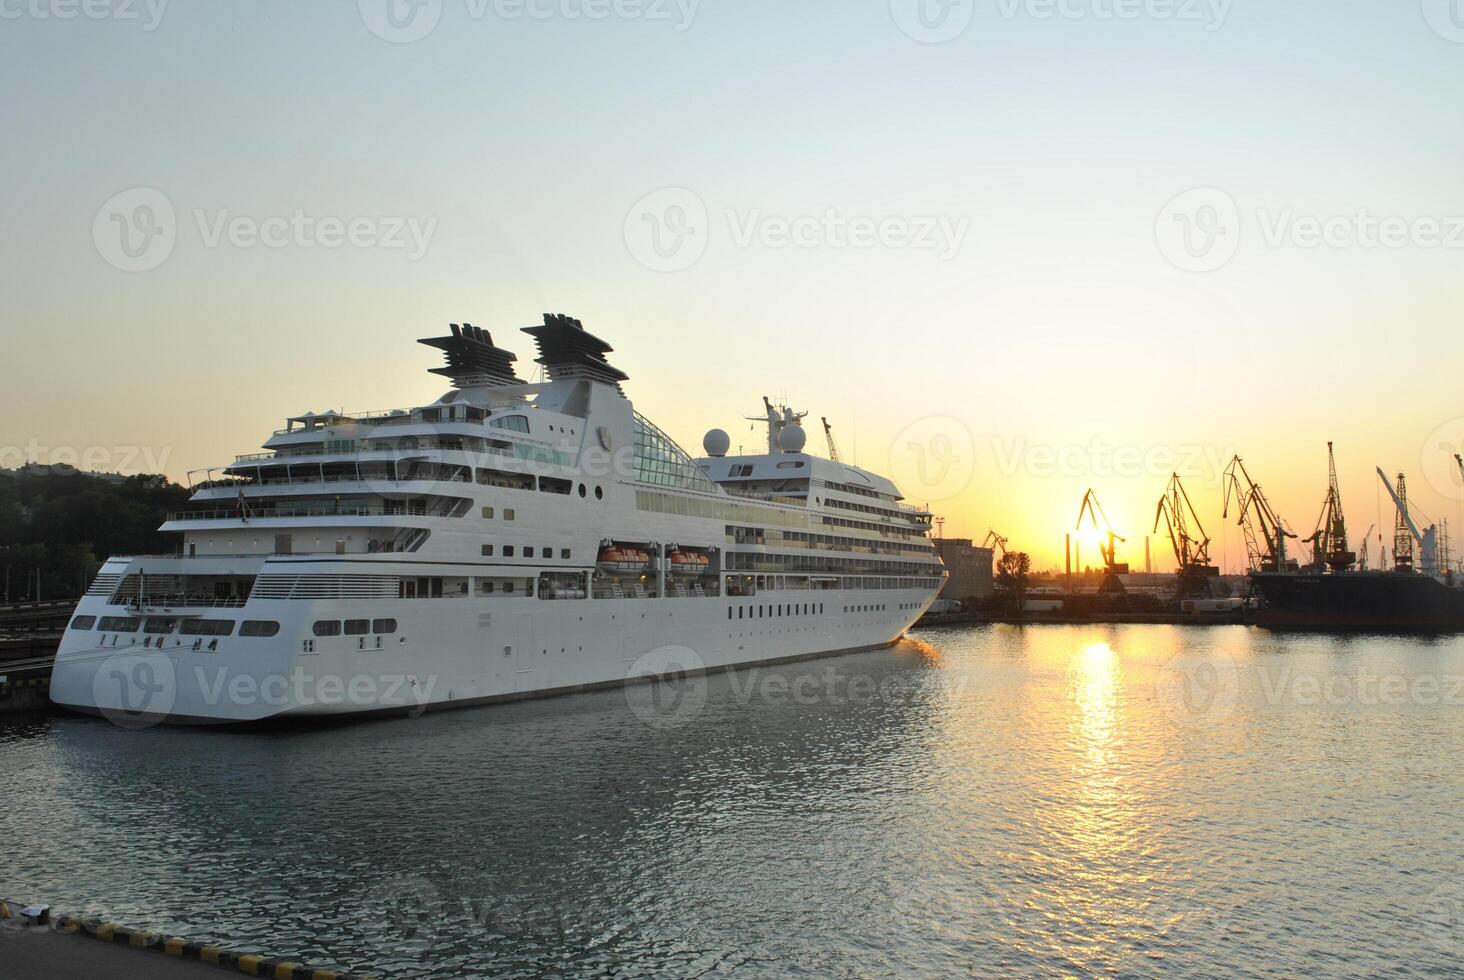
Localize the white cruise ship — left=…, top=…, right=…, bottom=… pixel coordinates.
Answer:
left=50, top=316, right=947, bottom=723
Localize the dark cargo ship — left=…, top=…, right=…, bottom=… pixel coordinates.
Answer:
left=1250, top=571, right=1464, bottom=632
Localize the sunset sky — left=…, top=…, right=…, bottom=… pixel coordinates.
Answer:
left=3, top=0, right=1462, bottom=571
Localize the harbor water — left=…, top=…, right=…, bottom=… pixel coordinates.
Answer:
left=5, top=624, right=1464, bottom=977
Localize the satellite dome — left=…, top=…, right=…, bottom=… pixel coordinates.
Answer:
left=703, top=428, right=731, bottom=457
left=778, top=425, right=807, bottom=453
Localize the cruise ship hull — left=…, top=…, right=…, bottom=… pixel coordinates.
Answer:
left=50, top=315, right=948, bottom=724
left=1250, top=571, right=1464, bottom=632
left=50, top=589, right=935, bottom=724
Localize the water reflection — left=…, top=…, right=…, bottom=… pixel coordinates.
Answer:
left=1075, top=640, right=1118, bottom=764
left=4, top=627, right=1464, bottom=977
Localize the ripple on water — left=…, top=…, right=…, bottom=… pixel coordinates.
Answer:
left=4, top=625, right=1464, bottom=977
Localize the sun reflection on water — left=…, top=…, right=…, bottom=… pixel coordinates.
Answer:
left=1076, top=641, right=1119, bottom=765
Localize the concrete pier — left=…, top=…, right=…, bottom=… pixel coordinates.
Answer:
left=1, top=922, right=235, bottom=979
left=0, top=902, right=373, bottom=980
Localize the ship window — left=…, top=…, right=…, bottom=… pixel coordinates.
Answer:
left=240, top=620, right=280, bottom=637
left=504, top=546, right=515, bottom=557
left=482, top=544, right=495, bottom=556
left=482, top=581, right=496, bottom=594
left=632, top=413, right=718, bottom=492
left=70, top=615, right=97, bottom=630
left=476, top=468, right=535, bottom=491
left=578, top=484, right=587, bottom=498
left=344, top=619, right=370, bottom=636
left=505, top=509, right=515, bottom=521
left=144, top=618, right=178, bottom=634
left=490, top=414, right=531, bottom=433
left=180, top=619, right=234, bottom=636
left=313, top=620, right=342, bottom=637
left=542, top=545, right=551, bottom=557
left=482, top=506, right=494, bottom=519
left=373, top=619, right=398, bottom=634
left=561, top=548, right=571, bottom=560
left=523, top=547, right=534, bottom=558
left=594, top=486, right=603, bottom=500
left=540, top=477, right=572, bottom=495
left=504, top=581, right=515, bottom=593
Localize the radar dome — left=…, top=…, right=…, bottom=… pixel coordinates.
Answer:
left=703, top=428, right=731, bottom=457
left=778, top=425, right=807, bottom=453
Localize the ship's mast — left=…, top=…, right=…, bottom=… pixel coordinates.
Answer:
left=745, top=397, right=807, bottom=455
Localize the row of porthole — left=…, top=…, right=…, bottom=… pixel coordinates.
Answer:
left=729, top=602, right=826, bottom=621
left=481, top=545, right=573, bottom=560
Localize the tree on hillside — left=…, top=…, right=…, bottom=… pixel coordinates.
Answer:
left=995, top=551, right=1032, bottom=614
left=0, top=469, right=190, bottom=600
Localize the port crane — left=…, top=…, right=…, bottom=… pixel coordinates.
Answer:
left=1076, top=489, right=1128, bottom=595
left=1357, top=523, right=1376, bottom=570
left=1154, top=473, right=1219, bottom=595
left=1377, top=468, right=1438, bottom=575
left=821, top=417, right=841, bottom=463
left=982, top=529, right=1010, bottom=557
left=1222, top=455, right=1298, bottom=573
left=1301, top=442, right=1356, bottom=572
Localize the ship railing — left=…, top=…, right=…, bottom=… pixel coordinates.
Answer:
left=721, top=489, right=809, bottom=506
left=108, top=595, right=250, bottom=610
left=170, top=499, right=469, bottom=521
left=588, top=586, right=721, bottom=600
left=270, top=409, right=411, bottom=436
left=233, top=447, right=422, bottom=464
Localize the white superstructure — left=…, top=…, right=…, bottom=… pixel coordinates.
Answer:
left=50, top=316, right=946, bottom=723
